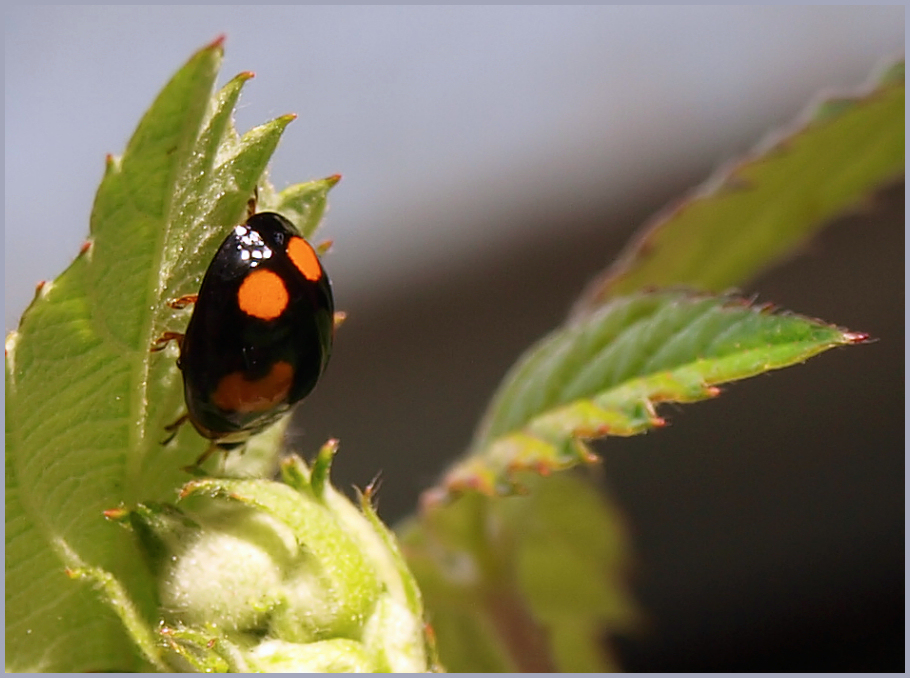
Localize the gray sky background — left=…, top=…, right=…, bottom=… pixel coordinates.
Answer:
left=5, top=6, right=904, bottom=330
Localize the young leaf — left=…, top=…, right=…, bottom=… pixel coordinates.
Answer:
left=576, top=59, right=904, bottom=310
left=429, top=291, right=867, bottom=501
left=5, top=40, right=337, bottom=672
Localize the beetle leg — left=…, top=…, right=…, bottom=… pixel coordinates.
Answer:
left=150, top=331, right=184, bottom=353
left=160, top=412, right=190, bottom=445
left=168, top=294, right=198, bottom=309
left=181, top=442, right=220, bottom=474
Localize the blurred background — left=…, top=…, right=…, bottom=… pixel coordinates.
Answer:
left=5, top=6, right=904, bottom=671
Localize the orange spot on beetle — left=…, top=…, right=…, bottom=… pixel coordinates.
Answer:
left=211, top=360, right=295, bottom=413
left=287, top=237, right=322, bottom=282
left=237, top=269, right=288, bottom=320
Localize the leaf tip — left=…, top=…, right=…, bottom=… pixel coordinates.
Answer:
left=572, top=439, right=600, bottom=465
left=364, top=470, right=382, bottom=497
left=26, top=277, right=53, bottom=309
left=278, top=453, right=310, bottom=491
left=103, top=506, right=129, bottom=522
left=206, top=34, right=227, bottom=52
left=506, top=457, right=549, bottom=477
left=843, top=331, right=874, bottom=345
left=326, top=173, right=343, bottom=187
left=178, top=480, right=204, bottom=499
left=5, top=331, right=19, bottom=356
left=435, top=462, right=497, bottom=501
left=418, top=487, right=447, bottom=512
left=310, top=437, right=340, bottom=496
left=359, top=472, right=383, bottom=511
left=5, top=331, right=19, bottom=380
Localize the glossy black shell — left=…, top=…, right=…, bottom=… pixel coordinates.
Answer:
left=178, top=212, right=334, bottom=444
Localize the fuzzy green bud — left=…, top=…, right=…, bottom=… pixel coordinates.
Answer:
left=125, top=452, right=433, bottom=672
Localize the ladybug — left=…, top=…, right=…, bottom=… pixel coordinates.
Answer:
left=154, top=207, right=335, bottom=469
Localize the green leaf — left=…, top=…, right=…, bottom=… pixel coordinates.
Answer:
left=431, top=291, right=866, bottom=499
left=405, top=291, right=866, bottom=671
left=577, top=59, right=904, bottom=309
left=265, top=173, right=342, bottom=241
left=5, top=40, right=337, bottom=672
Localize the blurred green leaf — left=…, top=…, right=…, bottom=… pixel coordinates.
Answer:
left=401, top=472, right=636, bottom=672
left=577, top=59, right=904, bottom=309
